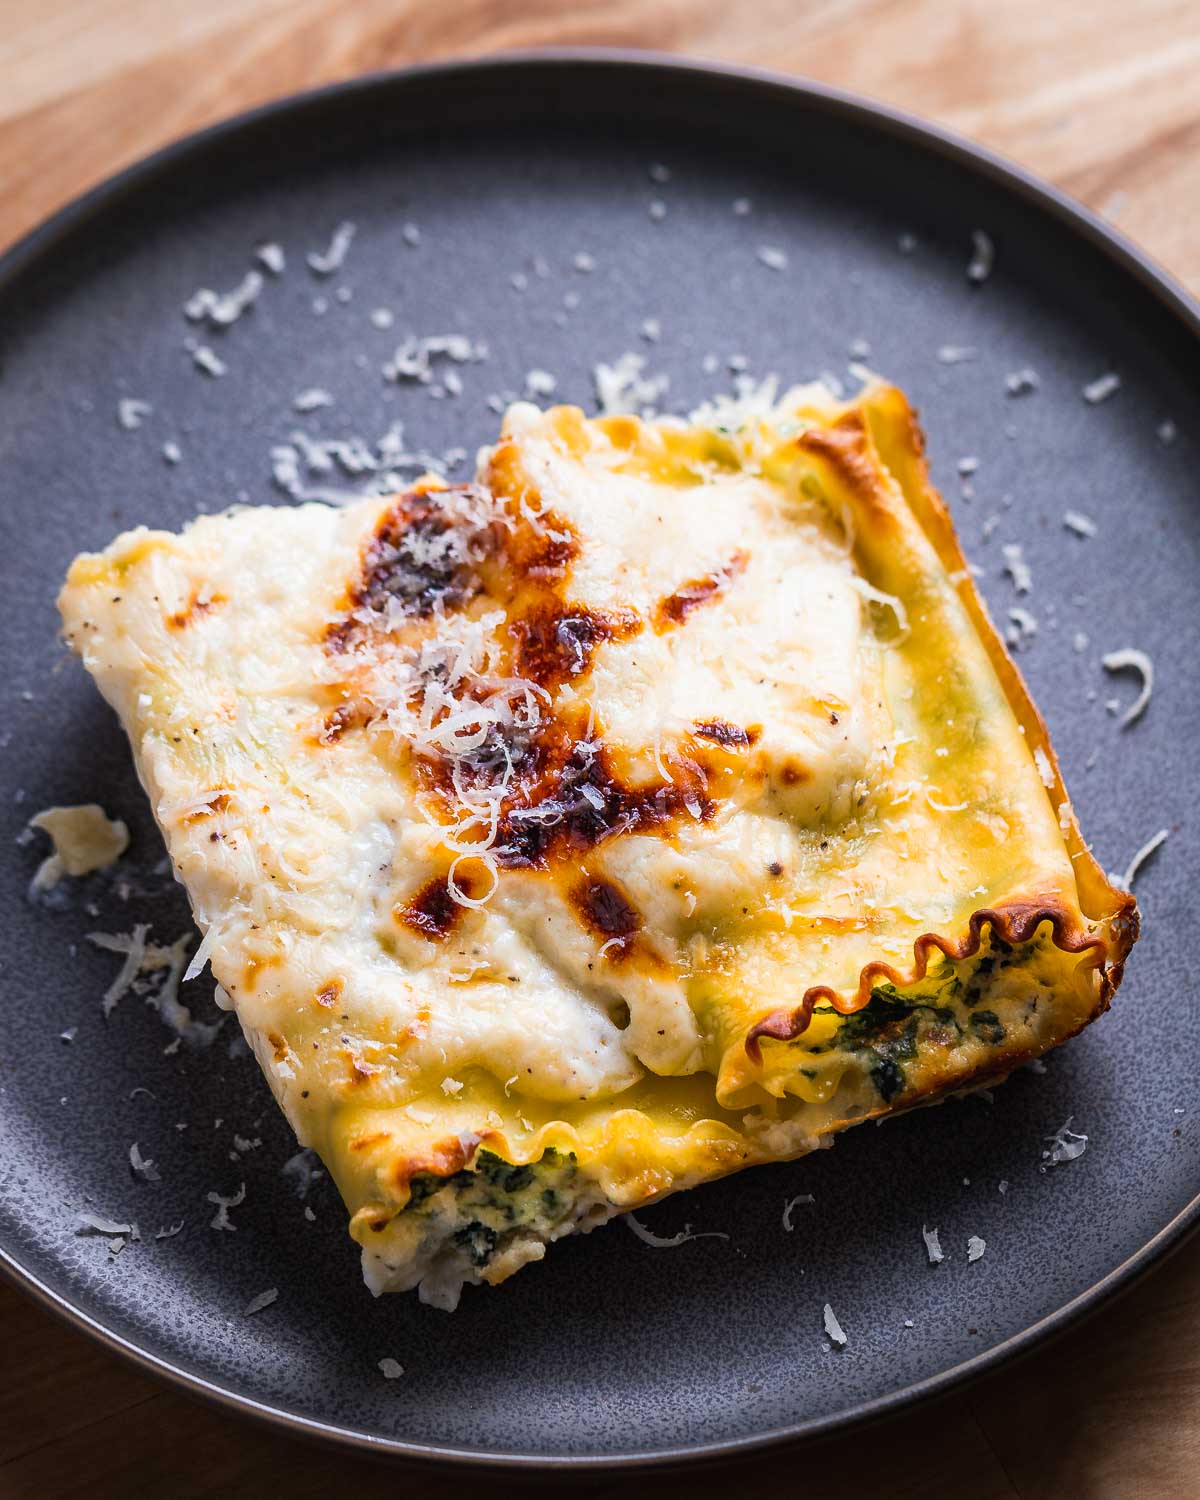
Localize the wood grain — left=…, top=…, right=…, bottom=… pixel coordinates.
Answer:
left=2, top=3, right=1198, bottom=1495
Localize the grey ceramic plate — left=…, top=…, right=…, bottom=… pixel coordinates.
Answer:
left=0, top=53, right=1195, bottom=1470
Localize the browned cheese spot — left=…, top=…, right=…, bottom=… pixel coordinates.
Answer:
left=510, top=604, right=642, bottom=691
left=395, top=872, right=474, bottom=942
left=314, top=979, right=343, bottom=1009
left=168, top=591, right=225, bottom=631
left=654, top=550, right=748, bottom=631
left=319, top=702, right=361, bottom=744
left=693, top=719, right=759, bottom=749
left=180, top=791, right=231, bottom=824
left=326, top=483, right=499, bottom=652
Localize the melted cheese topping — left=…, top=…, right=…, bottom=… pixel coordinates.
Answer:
left=59, top=382, right=1136, bottom=1305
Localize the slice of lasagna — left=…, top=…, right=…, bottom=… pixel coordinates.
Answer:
left=59, top=382, right=1137, bottom=1308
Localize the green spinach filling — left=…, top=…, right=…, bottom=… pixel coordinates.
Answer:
left=404, top=1148, right=581, bottom=1270
left=805, top=932, right=1042, bottom=1103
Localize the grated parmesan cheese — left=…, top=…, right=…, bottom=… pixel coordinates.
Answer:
left=1112, top=828, right=1169, bottom=892
left=77, top=1213, right=135, bottom=1237
left=307, top=221, right=356, bottom=276
left=378, top=1357, right=405, bottom=1379
left=207, top=1182, right=246, bottom=1231
left=1005, top=367, right=1039, bottom=396
left=1041, top=1117, right=1088, bottom=1170
left=1001, top=542, right=1032, bottom=594
left=937, top=345, right=976, bottom=364
left=243, top=1287, right=278, bottom=1316
left=782, top=1193, right=814, bottom=1231
left=1006, top=607, right=1038, bottom=649
left=129, top=1142, right=161, bottom=1183
left=966, top=1234, right=986, bottom=1262
left=1033, top=746, right=1055, bottom=789
left=922, top=1225, right=944, bottom=1264
left=592, top=352, right=669, bottom=416
left=524, top=369, right=557, bottom=399
left=1082, top=372, right=1120, bottom=404
left=281, top=1148, right=323, bottom=1199
left=625, top=1213, right=729, bottom=1249
left=188, top=343, right=227, bottom=378
left=256, top=242, right=285, bottom=274
left=117, top=398, right=152, bottom=431
left=1063, top=509, right=1098, bottom=538
left=185, top=271, right=263, bottom=327
left=756, top=246, right=788, bottom=271
left=383, top=334, right=487, bottom=385
left=822, top=1303, right=847, bottom=1347
left=293, top=388, right=334, bottom=413
left=966, top=229, right=995, bottom=284
left=1101, top=648, right=1153, bottom=729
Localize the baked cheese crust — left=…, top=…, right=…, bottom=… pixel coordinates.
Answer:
left=59, top=382, right=1137, bottom=1308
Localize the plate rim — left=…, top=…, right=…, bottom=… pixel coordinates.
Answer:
left=2, top=47, right=1198, bottom=1471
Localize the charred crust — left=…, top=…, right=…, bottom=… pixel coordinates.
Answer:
left=654, top=550, right=748, bottom=631
left=571, top=874, right=641, bottom=942
left=395, top=872, right=472, bottom=941
left=509, top=604, right=641, bottom=690
left=693, top=720, right=758, bottom=749
left=326, top=485, right=496, bottom=649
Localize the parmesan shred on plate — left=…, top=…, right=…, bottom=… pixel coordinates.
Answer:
left=87, top=927, right=222, bottom=1044
left=1063, top=509, right=1099, bottom=538
left=184, top=270, right=263, bottom=328
left=256, top=242, right=285, bottom=274
left=1005, top=366, right=1040, bottom=396
left=378, top=1357, right=405, bottom=1380
left=77, top=1212, right=136, bottom=1238
left=967, top=1235, right=987, bottom=1263
left=1001, top=542, right=1032, bottom=594
left=1101, top=648, right=1153, bottom=729
left=271, top=418, right=467, bottom=506
left=922, top=1225, right=945, bottom=1264
left=243, top=1287, right=279, bottom=1316
left=822, top=1303, right=848, bottom=1347
left=129, top=1142, right=161, bottom=1183
left=782, top=1194, right=815, bottom=1232
left=1083, top=372, right=1121, bottom=405
left=1112, top=828, right=1170, bottom=892
left=624, top=1213, right=729, bottom=1249
left=306, top=220, right=356, bottom=276
left=207, top=1182, right=247, bottom=1231
left=1006, top=607, right=1038, bottom=650
left=592, top=352, right=670, bottom=416
left=1041, top=1117, right=1089, bottom=1170
left=117, top=398, right=152, bottom=431
left=966, top=229, right=995, bottom=284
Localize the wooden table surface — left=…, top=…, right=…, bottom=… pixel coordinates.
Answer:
left=2, top=3, right=1198, bottom=1495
